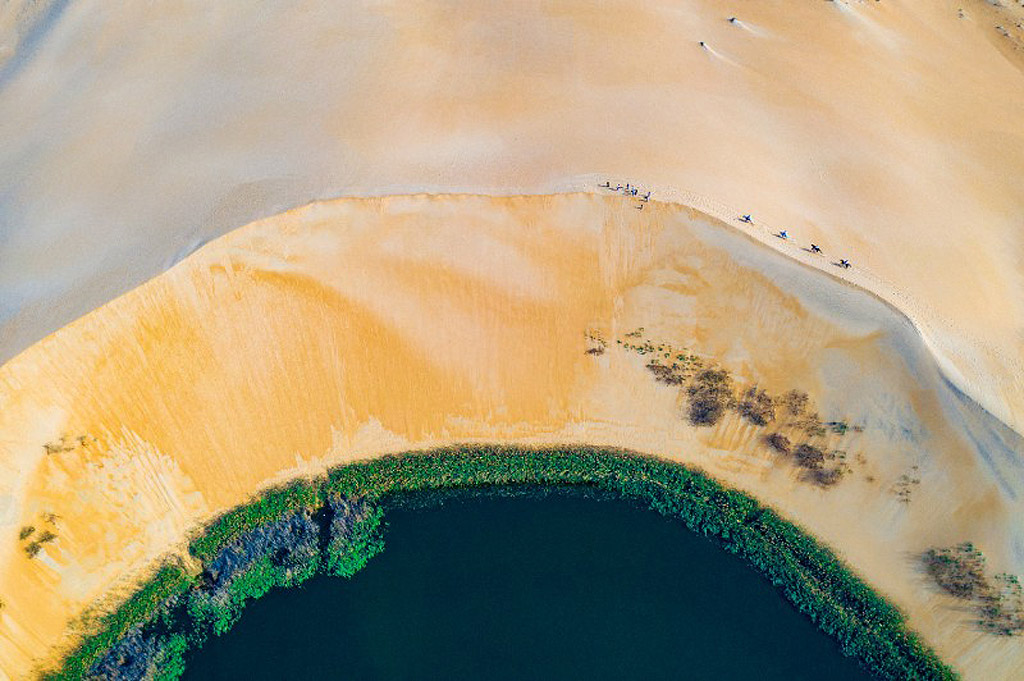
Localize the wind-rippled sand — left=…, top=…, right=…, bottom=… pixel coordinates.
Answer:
left=1, top=0, right=1023, bottom=436
left=2, top=0, right=1024, bottom=678
left=0, top=194, right=1021, bottom=679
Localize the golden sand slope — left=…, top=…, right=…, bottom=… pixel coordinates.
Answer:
left=0, top=194, right=1020, bottom=678
left=2, top=0, right=1024, bottom=445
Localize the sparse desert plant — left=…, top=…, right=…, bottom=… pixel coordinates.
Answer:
left=827, top=420, right=849, bottom=435
left=19, top=526, right=34, bottom=541
left=923, top=543, right=1024, bottom=636
left=981, top=573, right=1024, bottom=636
left=923, top=543, right=987, bottom=600
left=796, top=411, right=827, bottom=437
left=788, top=444, right=848, bottom=487
left=806, top=465, right=848, bottom=488
left=686, top=368, right=734, bottom=426
left=646, top=361, right=684, bottom=385
left=47, top=448, right=957, bottom=681
left=737, top=386, right=775, bottom=426
left=793, top=443, right=827, bottom=469
left=24, top=530, right=57, bottom=559
left=893, top=468, right=921, bottom=504
left=778, top=389, right=809, bottom=416
left=765, top=433, right=791, bottom=454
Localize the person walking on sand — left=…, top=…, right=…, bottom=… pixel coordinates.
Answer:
left=810, top=244, right=822, bottom=254
left=740, top=214, right=752, bottom=223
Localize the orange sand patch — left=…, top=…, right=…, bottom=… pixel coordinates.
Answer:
left=0, top=194, right=1020, bottom=679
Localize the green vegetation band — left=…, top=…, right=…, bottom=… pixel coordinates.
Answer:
left=47, top=446, right=957, bottom=680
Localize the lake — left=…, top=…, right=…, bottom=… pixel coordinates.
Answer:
left=183, top=488, right=873, bottom=680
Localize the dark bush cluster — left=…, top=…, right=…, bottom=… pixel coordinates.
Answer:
left=790, top=444, right=848, bottom=487
left=924, top=543, right=987, bottom=599
left=645, top=361, right=685, bottom=385
left=923, top=543, right=1023, bottom=636
left=738, top=386, right=775, bottom=426
left=24, top=529, right=57, bottom=559
left=617, top=333, right=859, bottom=450
left=765, top=433, right=791, bottom=453
left=687, top=368, right=734, bottom=426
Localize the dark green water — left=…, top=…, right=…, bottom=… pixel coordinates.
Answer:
left=183, top=490, right=873, bottom=680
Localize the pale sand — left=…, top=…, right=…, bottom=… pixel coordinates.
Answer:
left=0, top=194, right=1021, bottom=679
left=1, top=0, right=1024, bottom=442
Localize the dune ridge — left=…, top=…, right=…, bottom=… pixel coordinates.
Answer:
left=0, top=192, right=1021, bottom=679
left=2, top=0, right=1024, bottom=445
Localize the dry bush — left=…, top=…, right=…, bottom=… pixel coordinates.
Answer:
left=795, top=412, right=827, bottom=437
left=779, top=389, right=809, bottom=416
left=793, top=443, right=827, bottom=469
left=924, top=544, right=988, bottom=600
left=646, top=362, right=684, bottom=385
left=789, top=443, right=848, bottom=487
left=687, top=368, right=734, bottom=426
left=982, top=574, right=1024, bottom=635
left=766, top=433, right=791, bottom=454
left=738, top=386, right=775, bottom=426
left=924, top=544, right=1024, bottom=635
left=827, top=420, right=850, bottom=435
left=805, top=465, right=847, bottom=488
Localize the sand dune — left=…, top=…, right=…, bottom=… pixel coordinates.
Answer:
left=1, top=0, right=1024, bottom=442
left=2, top=1, right=1024, bottom=678
left=0, top=194, right=1021, bottom=678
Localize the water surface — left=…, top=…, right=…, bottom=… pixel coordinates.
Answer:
left=184, top=489, right=873, bottom=680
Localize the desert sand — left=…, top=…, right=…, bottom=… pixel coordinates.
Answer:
left=1, top=0, right=1024, bottom=439
left=1, top=0, right=1024, bottom=679
left=0, top=194, right=1021, bottom=679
